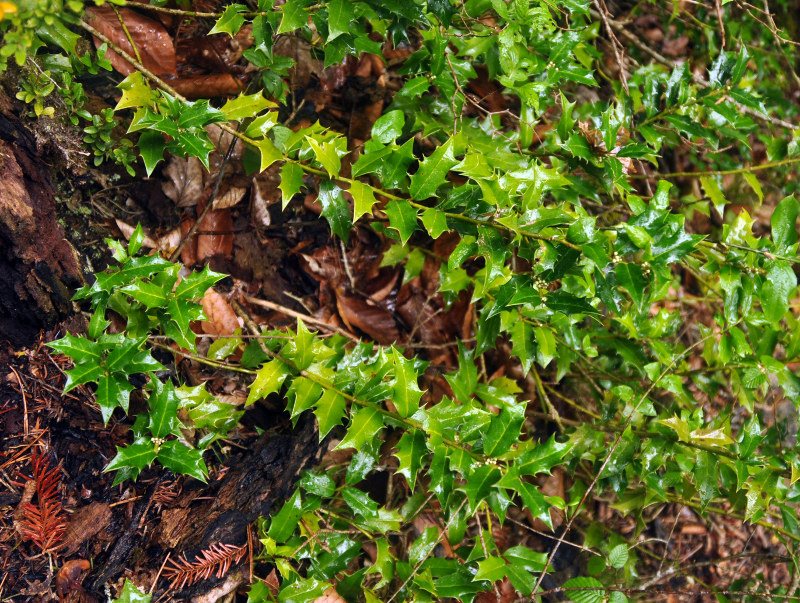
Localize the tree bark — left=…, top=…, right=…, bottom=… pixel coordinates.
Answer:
left=0, top=92, right=85, bottom=346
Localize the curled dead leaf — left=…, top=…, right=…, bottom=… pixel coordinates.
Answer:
left=196, top=206, right=234, bottom=261
left=212, top=185, right=247, bottom=210
left=114, top=220, right=158, bottom=249
left=335, top=291, right=398, bottom=344
left=163, top=156, right=205, bottom=208
left=201, top=289, right=241, bottom=336
left=313, top=587, right=346, bottom=603
left=55, top=559, right=91, bottom=600
left=85, top=7, right=176, bottom=76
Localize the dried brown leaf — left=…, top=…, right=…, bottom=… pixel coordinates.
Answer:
left=163, top=156, right=206, bottom=208
left=201, top=289, right=240, bottom=336
left=197, top=207, right=234, bottom=261
left=85, top=7, right=176, bottom=76
left=335, top=291, right=398, bottom=344
left=55, top=559, right=91, bottom=600
left=314, top=587, right=346, bottom=603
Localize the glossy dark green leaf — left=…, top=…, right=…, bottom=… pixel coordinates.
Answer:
left=105, top=442, right=157, bottom=473
left=318, top=179, right=352, bottom=242
left=771, top=196, right=799, bottom=250
left=385, top=200, right=419, bottom=245
left=157, top=440, right=207, bottom=482
left=409, top=138, right=456, bottom=200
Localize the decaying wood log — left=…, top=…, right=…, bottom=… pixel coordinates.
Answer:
left=88, top=414, right=323, bottom=600
left=0, top=92, right=84, bottom=346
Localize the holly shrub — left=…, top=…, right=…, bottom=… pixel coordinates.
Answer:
left=8, top=0, right=800, bottom=600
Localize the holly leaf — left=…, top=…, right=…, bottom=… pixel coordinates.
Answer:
left=63, top=362, right=105, bottom=392
left=288, top=377, right=323, bottom=420
left=314, top=389, right=347, bottom=439
left=208, top=3, right=248, bottom=36
left=257, top=137, right=283, bottom=171
left=517, top=435, right=571, bottom=476
left=350, top=180, right=377, bottom=221
left=771, top=196, right=799, bottom=250
left=221, top=91, right=276, bottom=121
left=105, top=337, right=146, bottom=372
left=409, top=138, right=456, bottom=200
left=47, top=333, right=102, bottom=364
left=306, top=136, right=341, bottom=178
left=148, top=378, right=179, bottom=438
left=105, top=442, right=157, bottom=473
left=615, top=262, right=648, bottom=310
left=395, top=429, right=427, bottom=488
left=268, top=489, right=303, bottom=542
left=420, top=207, right=449, bottom=238
left=461, top=464, right=501, bottom=511
left=318, top=179, right=352, bottom=242
left=336, top=407, right=384, bottom=450
left=371, top=110, right=405, bottom=144
left=510, top=319, right=534, bottom=375
left=96, top=373, right=134, bottom=423
left=762, top=260, right=796, bottom=322
left=280, top=162, right=304, bottom=209
left=391, top=347, right=423, bottom=418
left=157, top=440, right=207, bottom=482
left=246, top=359, right=289, bottom=405
left=385, top=200, right=418, bottom=245
left=483, top=402, right=526, bottom=457
left=175, top=266, right=226, bottom=300
left=116, top=72, right=155, bottom=111
left=138, top=130, right=165, bottom=176
left=327, top=0, right=354, bottom=40
left=113, top=580, right=152, bottom=603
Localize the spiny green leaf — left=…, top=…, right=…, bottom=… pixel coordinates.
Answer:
left=157, top=440, right=207, bottom=482
left=280, top=162, right=305, bottom=209
left=409, top=138, right=456, bottom=200
left=105, top=442, right=157, bottom=473
left=319, top=179, right=352, bottom=242
left=391, top=347, right=423, bottom=418
left=394, top=429, right=427, bottom=488
left=246, top=359, right=289, bottom=405
left=314, top=389, right=347, bottom=439
left=208, top=4, right=248, bottom=36
left=350, top=180, right=377, bottom=221
left=385, top=200, right=418, bottom=245
left=336, top=407, right=384, bottom=450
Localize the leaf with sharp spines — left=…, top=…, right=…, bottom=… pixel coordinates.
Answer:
left=510, top=318, right=534, bottom=375
left=96, top=374, right=134, bottom=423
left=208, top=4, right=248, bottom=36
left=483, top=402, right=526, bottom=457
left=385, top=200, right=418, bottom=245
left=280, top=162, right=304, bottom=209
left=105, top=442, right=157, bottom=473
left=314, top=389, right=347, bottom=440
left=350, top=180, right=377, bottom=221
left=157, top=440, right=207, bottom=482
left=174, top=266, right=225, bottom=300
left=394, top=429, right=427, bottom=488
left=47, top=333, right=103, bottom=364
left=148, top=378, right=179, bottom=438
left=409, top=137, right=456, bottom=200
left=336, top=407, right=383, bottom=451
left=246, top=359, right=289, bottom=406
left=318, top=179, right=352, bottom=242
left=391, top=347, right=423, bottom=418
left=327, top=0, right=354, bottom=40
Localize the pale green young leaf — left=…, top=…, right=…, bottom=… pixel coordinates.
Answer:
left=350, top=180, right=377, bottom=221
left=306, top=136, right=341, bottom=178
left=420, top=207, right=449, bottom=238
left=246, top=359, right=289, bottom=405
left=257, top=137, right=283, bottom=172
left=112, top=580, right=151, bottom=603
left=533, top=326, right=556, bottom=368
left=116, top=72, right=155, bottom=111
left=221, top=91, right=277, bottom=121
left=607, top=544, right=629, bottom=569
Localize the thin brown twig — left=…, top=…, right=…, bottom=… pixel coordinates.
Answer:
left=243, top=295, right=360, bottom=342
